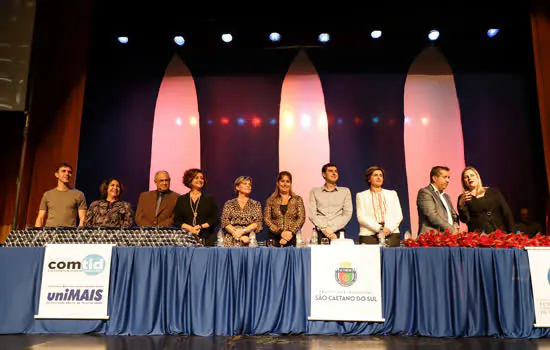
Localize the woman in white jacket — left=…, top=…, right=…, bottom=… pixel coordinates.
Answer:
left=356, top=166, right=403, bottom=246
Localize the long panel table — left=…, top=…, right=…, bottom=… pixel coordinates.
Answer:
left=0, top=246, right=548, bottom=338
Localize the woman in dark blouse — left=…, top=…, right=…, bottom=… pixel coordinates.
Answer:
left=457, top=166, right=514, bottom=233
left=264, top=171, right=305, bottom=247
left=173, top=169, right=220, bottom=246
left=84, top=177, right=134, bottom=228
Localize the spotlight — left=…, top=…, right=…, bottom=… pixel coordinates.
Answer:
left=221, top=33, right=233, bottom=43
left=318, top=33, right=330, bottom=43
left=117, top=36, right=129, bottom=44
left=371, top=30, right=382, bottom=39
left=487, top=28, right=499, bottom=38
left=301, top=114, right=311, bottom=128
left=252, top=116, right=262, bottom=127
left=174, top=36, right=185, bottom=46
left=269, top=32, right=281, bottom=42
left=428, top=30, right=440, bottom=41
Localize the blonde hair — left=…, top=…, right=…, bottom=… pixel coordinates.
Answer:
left=461, top=166, right=487, bottom=195
left=234, top=176, right=252, bottom=194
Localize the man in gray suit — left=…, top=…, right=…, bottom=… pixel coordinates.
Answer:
left=416, top=166, right=459, bottom=235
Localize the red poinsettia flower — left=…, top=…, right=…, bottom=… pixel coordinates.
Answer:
left=403, top=230, right=550, bottom=249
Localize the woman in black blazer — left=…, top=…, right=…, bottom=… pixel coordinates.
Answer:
left=173, top=169, right=220, bottom=246
left=457, top=166, right=514, bottom=233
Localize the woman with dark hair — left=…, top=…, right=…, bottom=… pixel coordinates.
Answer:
left=263, top=171, right=305, bottom=247
left=221, top=176, right=263, bottom=247
left=83, top=177, right=134, bottom=227
left=356, top=166, right=403, bottom=246
left=173, top=168, right=220, bottom=246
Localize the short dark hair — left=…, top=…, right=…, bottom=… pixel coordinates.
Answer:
left=430, top=166, right=450, bottom=183
left=55, top=162, right=73, bottom=172
left=99, top=177, right=124, bottom=200
left=322, top=163, right=337, bottom=173
left=364, top=166, right=385, bottom=184
left=183, top=168, right=207, bottom=189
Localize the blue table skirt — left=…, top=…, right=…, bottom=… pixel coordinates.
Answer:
left=0, top=247, right=547, bottom=338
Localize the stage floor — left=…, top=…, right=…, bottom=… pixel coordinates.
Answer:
left=0, top=334, right=545, bottom=350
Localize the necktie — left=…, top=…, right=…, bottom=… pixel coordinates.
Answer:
left=155, top=192, right=165, bottom=216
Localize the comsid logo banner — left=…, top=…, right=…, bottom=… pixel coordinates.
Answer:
left=309, top=245, right=384, bottom=322
left=526, top=247, right=550, bottom=327
left=35, top=244, right=114, bottom=320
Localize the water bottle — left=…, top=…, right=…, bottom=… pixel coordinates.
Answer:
left=217, top=229, right=225, bottom=247
left=249, top=230, right=258, bottom=247
left=310, top=229, right=318, bottom=245
left=379, top=227, right=386, bottom=247
left=296, top=229, right=304, bottom=248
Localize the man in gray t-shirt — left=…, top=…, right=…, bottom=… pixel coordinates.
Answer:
left=308, top=163, right=353, bottom=241
left=35, top=163, right=87, bottom=227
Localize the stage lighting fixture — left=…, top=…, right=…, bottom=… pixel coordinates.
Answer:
left=174, top=36, right=185, bottom=46
left=269, top=32, right=281, bottom=42
left=318, top=33, right=330, bottom=43
left=487, top=28, right=499, bottom=37
left=371, top=30, right=382, bottom=39
left=117, top=36, right=129, bottom=44
left=428, top=30, right=440, bottom=41
left=222, top=33, right=233, bottom=43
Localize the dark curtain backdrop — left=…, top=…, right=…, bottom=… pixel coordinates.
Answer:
left=315, top=72, right=410, bottom=236
left=77, top=38, right=174, bottom=208
left=530, top=0, right=550, bottom=232
left=0, top=113, right=25, bottom=240
left=77, top=36, right=545, bottom=237
left=454, top=74, right=547, bottom=228
left=191, top=50, right=295, bottom=241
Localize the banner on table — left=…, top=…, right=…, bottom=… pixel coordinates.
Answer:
left=35, top=244, right=114, bottom=319
left=526, top=247, right=550, bottom=327
left=309, top=245, right=384, bottom=322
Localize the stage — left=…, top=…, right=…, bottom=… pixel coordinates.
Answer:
left=0, top=246, right=547, bottom=338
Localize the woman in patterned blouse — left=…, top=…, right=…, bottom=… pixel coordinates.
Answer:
left=83, top=177, right=134, bottom=228
left=264, top=171, right=305, bottom=247
left=221, top=176, right=263, bottom=247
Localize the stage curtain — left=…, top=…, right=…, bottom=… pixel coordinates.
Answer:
left=531, top=1, right=550, bottom=231
left=0, top=0, right=93, bottom=237
left=0, top=246, right=549, bottom=338
left=0, top=115, right=25, bottom=241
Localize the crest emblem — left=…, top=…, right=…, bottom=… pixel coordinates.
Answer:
left=335, top=261, right=357, bottom=287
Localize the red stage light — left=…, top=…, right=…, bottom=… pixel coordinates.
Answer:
left=220, top=117, right=229, bottom=125
left=251, top=116, right=262, bottom=128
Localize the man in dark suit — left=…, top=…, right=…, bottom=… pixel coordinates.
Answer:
left=417, top=166, right=459, bottom=235
left=135, top=171, right=180, bottom=226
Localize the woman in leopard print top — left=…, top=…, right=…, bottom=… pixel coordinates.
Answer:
left=221, top=176, right=263, bottom=247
